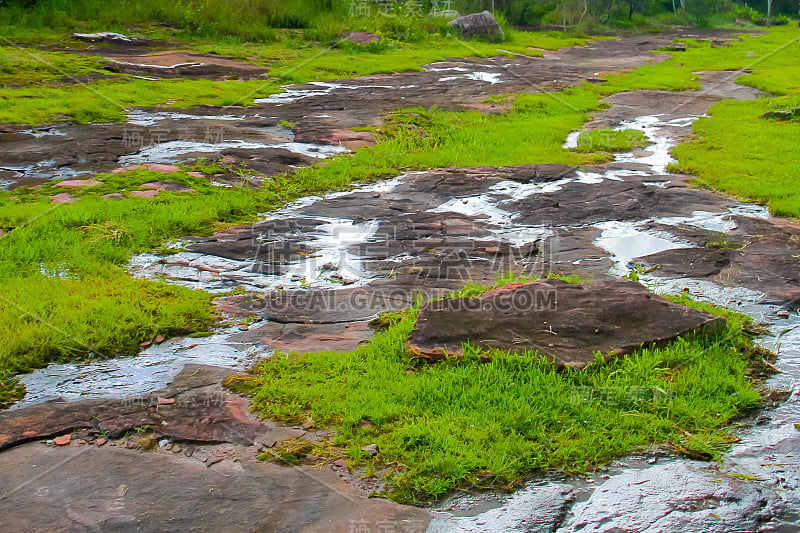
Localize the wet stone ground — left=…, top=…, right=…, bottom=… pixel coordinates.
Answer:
left=2, top=29, right=800, bottom=532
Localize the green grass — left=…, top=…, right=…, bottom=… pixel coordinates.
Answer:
left=569, top=27, right=800, bottom=219
left=1, top=26, right=799, bottom=408
left=673, top=96, right=800, bottom=218
left=0, top=75, right=282, bottom=124
left=0, top=27, right=593, bottom=125
left=662, top=27, right=800, bottom=217
left=0, top=77, right=610, bottom=407
left=0, top=0, right=597, bottom=47
left=239, top=279, right=763, bottom=502
left=0, top=77, right=612, bottom=406
left=0, top=46, right=106, bottom=84
left=576, top=128, right=650, bottom=153
left=0, top=165, right=351, bottom=407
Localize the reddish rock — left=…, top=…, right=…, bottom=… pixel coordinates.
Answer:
left=95, top=50, right=269, bottom=80
left=258, top=427, right=306, bottom=449
left=50, top=192, right=80, bottom=204
left=407, top=280, right=726, bottom=368
left=322, top=128, right=375, bottom=149
left=111, top=163, right=182, bottom=174
left=0, top=439, right=430, bottom=531
left=361, top=443, right=379, bottom=456
left=0, top=366, right=270, bottom=451
left=53, top=435, right=71, bottom=446
left=56, top=178, right=103, bottom=188
left=238, top=321, right=375, bottom=354
left=102, top=192, right=125, bottom=200
left=339, top=32, right=380, bottom=45
left=142, top=163, right=181, bottom=172
left=157, top=397, right=175, bottom=405
left=139, top=180, right=196, bottom=193
left=131, top=189, right=159, bottom=198
left=186, top=171, right=206, bottom=178
left=204, top=455, right=223, bottom=467
left=95, top=438, right=107, bottom=446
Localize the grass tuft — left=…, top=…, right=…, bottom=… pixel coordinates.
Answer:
left=575, top=128, right=650, bottom=153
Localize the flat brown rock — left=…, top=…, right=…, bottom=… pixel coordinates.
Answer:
left=0, top=440, right=430, bottom=532
left=56, top=178, right=103, bottom=187
left=221, top=287, right=421, bottom=324
left=339, top=31, right=381, bottom=45
left=86, top=49, right=269, bottom=80
left=236, top=321, right=375, bottom=353
left=130, top=189, right=159, bottom=198
left=49, top=192, right=79, bottom=204
left=408, top=279, right=725, bottom=368
left=139, top=180, right=196, bottom=193
left=0, top=365, right=265, bottom=451
left=111, top=163, right=181, bottom=174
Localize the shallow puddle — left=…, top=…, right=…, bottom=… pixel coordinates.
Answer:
left=126, top=110, right=253, bottom=126
left=12, top=324, right=272, bottom=409
left=118, top=139, right=347, bottom=165
left=255, top=81, right=417, bottom=106
left=593, top=220, right=694, bottom=275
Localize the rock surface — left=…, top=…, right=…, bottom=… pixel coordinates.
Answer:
left=562, top=461, right=779, bottom=532
left=0, top=31, right=705, bottom=189
left=407, top=279, right=725, bottom=367
left=448, top=11, right=505, bottom=40
left=0, top=365, right=266, bottom=450
left=339, top=31, right=381, bottom=45
left=4, top=27, right=800, bottom=532
left=0, top=439, right=428, bottom=532
left=70, top=32, right=148, bottom=45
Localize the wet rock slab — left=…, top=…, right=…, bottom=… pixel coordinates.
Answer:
left=235, top=321, right=376, bottom=354
left=221, top=287, right=422, bottom=324
left=0, top=435, right=429, bottom=533
left=408, top=279, right=725, bottom=367
left=641, top=216, right=800, bottom=302
left=0, top=363, right=432, bottom=531
left=562, top=461, right=780, bottom=533
left=0, top=365, right=266, bottom=450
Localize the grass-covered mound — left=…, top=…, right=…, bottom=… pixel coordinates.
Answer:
left=576, top=128, right=650, bottom=153
left=237, top=279, right=767, bottom=503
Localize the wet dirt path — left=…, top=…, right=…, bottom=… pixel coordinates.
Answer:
left=3, top=29, right=800, bottom=532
